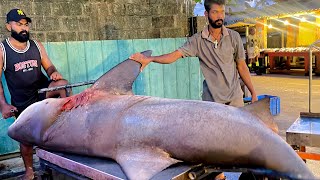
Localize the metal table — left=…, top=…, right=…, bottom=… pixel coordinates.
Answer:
left=36, top=148, right=196, bottom=180
left=286, top=115, right=320, bottom=161
left=36, top=148, right=300, bottom=180
left=287, top=116, right=320, bottom=147
left=286, top=41, right=320, bottom=161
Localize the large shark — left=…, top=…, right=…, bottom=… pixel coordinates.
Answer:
left=8, top=50, right=315, bottom=180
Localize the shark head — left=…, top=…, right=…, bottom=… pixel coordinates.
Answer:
left=8, top=50, right=153, bottom=146
left=8, top=98, right=67, bottom=145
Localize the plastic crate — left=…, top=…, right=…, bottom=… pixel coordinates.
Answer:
left=243, top=95, right=280, bottom=116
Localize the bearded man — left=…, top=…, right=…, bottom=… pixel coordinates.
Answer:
left=130, top=0, right=257, bottom=107
left=0, top=8, right=71, bottom=180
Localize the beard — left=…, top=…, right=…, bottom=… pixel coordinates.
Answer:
left=208, top=16, right=224, bottom=29
left=11, top=30, right=30, bottom=42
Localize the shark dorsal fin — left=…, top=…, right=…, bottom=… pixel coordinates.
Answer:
left=242, top=98, right=279, bottom=133
left=91, top=50, right=152, bottom=95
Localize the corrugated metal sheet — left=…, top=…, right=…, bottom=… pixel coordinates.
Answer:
left=245, top=0, right=320, bottom=18
left=226, top=0, right=320, bottom=24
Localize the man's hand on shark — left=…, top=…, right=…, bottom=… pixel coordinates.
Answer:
left=1, top=104, right=17, bottom=119
left=130, top=52, right=152, bottom=72
left=251, top=94, right=258, bottom=103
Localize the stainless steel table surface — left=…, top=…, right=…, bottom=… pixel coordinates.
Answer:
left=286, top=116, right=320, bottom=147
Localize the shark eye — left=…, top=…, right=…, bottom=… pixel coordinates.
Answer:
left=45, top=102, right=49, bottom=104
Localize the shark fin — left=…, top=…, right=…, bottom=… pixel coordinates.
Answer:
left=91, top=50, right=152, bottom=95
left=116, top=147, right=180, bottom=180
left=242, top=98, right=279, bottom=133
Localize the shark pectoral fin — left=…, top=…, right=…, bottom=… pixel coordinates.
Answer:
left=242, top=98, right=279, bottom=133
left=90, top=50, right=152, bottom=95
left=116, top=147, right=180, bottom=180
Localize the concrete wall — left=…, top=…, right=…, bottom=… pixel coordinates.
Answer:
left=0, top=0, right=195, bottom=42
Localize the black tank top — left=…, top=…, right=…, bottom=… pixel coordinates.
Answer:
left=0, top=38, right=48, bottom=109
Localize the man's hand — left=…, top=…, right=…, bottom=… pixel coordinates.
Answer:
left=251, top=94, right=258, bottom=103
left=1, top=104, right=17, bottom=119
left=50, top=71, right=63, bottom=81
left=130, top=53, right=152, bottom=72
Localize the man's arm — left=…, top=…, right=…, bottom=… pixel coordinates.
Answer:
left=233, top=32, right=258, bottom=103
left=131, top=35, right=198, bottom=71
left=36, top=41, right=63, bottom=81
left=130, top=50, right=184, bottom=71
left=237, top=60, right=258, bottom=103
left=0, top=47, right=17, bottom=119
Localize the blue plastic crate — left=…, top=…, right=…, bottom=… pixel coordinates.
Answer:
left=243, top=95, right=280, bottom=116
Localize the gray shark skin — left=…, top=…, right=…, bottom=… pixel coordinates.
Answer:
left=8, top=50, right=315, bottom=180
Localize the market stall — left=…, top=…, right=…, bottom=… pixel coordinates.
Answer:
left=262, top=47, right=320, bottom=75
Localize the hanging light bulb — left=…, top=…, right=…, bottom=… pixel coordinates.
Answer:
left=268, top=24, right=273, bottom=29
left=301, top=17, right=306, bottom=22
left=284, top=20, right=289, bottom=25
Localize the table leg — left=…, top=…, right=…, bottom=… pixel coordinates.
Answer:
left=269, top=56, right=275, bottom=70
left=304, top=54, right=310, bottom=76
left=286, top=56, right=292, bottom=70
left=290, top=145, right=307, bottom=162
left=39, top=160, right=53, bottom=180
left=300, top=146, right=307, bottom=162
left=315, top=53, right=320, bottom=75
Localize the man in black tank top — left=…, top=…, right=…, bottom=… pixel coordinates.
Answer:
left=0, top=9, right=72, bottom=180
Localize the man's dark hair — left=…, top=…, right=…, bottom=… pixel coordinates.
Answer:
left=204, top=0, right=226, bottom=12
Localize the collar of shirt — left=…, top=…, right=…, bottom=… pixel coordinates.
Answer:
left=201, top=25, right=230, bottom=43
